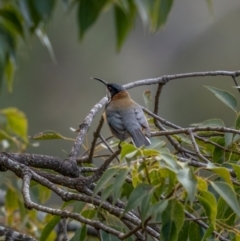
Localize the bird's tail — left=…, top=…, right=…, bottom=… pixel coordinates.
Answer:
left=130, top=129, right=151, bottom=147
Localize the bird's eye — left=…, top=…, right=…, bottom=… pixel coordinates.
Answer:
left=108, top=86, right=112, bottom=91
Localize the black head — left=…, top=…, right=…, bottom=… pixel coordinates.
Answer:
left=93, top=78, right=125, bottom=98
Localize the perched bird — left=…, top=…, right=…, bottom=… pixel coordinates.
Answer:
left=93, top=78, right=151, bottom=147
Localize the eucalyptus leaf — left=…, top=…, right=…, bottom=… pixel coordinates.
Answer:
left=40, top=216, right=61, bottom=241
left=114, top=1, right=136, bottom=51
left=78, top=0, right=108, bottom=39
left=30, top=130, right=73, bottom=141
left=177, top=167, right=197, bottom=204
left=93, top=167, right=120, bottom=196
left=191, top=118, right=225, bottom=127
left=211, top=181, right=240, bottom=217
left=124, top=183, right=155, bottom=214
left=205, top=86, right=237, bottom=113
left=69, top=225, right=87, bottom=241
left=1, top=107, right=28, bottom=142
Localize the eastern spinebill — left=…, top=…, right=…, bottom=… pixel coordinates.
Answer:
left=93, top=78, right=151, bottom=147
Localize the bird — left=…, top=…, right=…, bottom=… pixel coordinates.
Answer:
left=93, top=78, right=151, bottom=147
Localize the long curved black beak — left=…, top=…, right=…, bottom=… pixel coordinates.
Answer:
left=92, top=77, right=108, bottom=86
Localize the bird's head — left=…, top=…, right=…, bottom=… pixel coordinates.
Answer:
left=93, top=78, right=126, bottom=98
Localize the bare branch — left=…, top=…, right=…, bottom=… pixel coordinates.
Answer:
left=0, top=225, right=37, bottom=241
left=232, top=76, right=240, bottom=94
left=188, top=130, right=210, bottom=163
left=69, top=96, right=108, bottom=161
left=151, top=126, right=240, bottom=136
left=88, top=116, right=104, bottom=162
left=153, top=83, right=164, bottom=115
left=2, top=153, right=79, bottom=177
left=22, top=172, right=126, bottom=238
left=124, top=70, right=240, bottom=90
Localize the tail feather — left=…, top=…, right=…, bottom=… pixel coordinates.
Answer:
left=130, top=129, right=151, bottom=147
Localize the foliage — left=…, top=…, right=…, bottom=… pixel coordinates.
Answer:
left=1, top=81, right=240, bottom=240
left=0, top=0, right=174, bottom=91
left=1, top=0, right=240, bottom=240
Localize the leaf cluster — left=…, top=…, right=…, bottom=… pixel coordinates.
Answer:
left=2, top=80, right=240, bottom=241
left=0, top=0, right=174, bottom=91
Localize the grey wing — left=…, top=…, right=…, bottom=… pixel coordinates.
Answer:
left=134, top=107, right=151, bottom=137
left=106, top=110, right=128, bottom=140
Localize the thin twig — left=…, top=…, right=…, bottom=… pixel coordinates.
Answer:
left=84, top=149, right=121, bottom=183
left=22, top=172, right=127, bottom=238
left=188, top=130, right=210, bottom=163
left=153, top=83, right=164, bottom=115
left=151, top=126, right=240, bottom=136
left=99, top=134, right=120, bottom=162
left=61, top=218, right=68, bottom=241
left=88, top=116, right=104, bottom=162
left=69, top=96, right=108, bottom=161
left=232, top=76, right=240, bottom=94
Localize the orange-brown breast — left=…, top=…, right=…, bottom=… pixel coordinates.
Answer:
left=107, top=90, right=135, bottom=110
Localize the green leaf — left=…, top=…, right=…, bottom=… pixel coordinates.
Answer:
left=197, top=177, right=208, bottom=191
left=140, top=189, right=153, bottom=222
left=160, top=153, right=179, bottom=172
left=69, top=226, right=87, bottom=241
left=30, top=130, right=73, bottom=141
left=5, top=187, right=19, bottom=212
left=177, top=167, right=197, bottom=204
left=114, top=1, right=136, bottom=51
left=33, top=0, right=56, bottom=21
left=40, top=216, right=61, bottom=241
left=38, top=184, right=52, bottom=204
left=120, top=143, right=138, bottom=160
left=212, top=137, right=225, bottom=163
left=78, top=0, right=108, bottom=39
left=5, top=56, right=16, bottom=92
left=225, top=132, right=233, bottom=147
left=191, top=118, right=225, bottom=127
left=189, top=221, right=203, bottom=241
left=235, top=113, right=240, bottom=129
left=121, top=182, right=134, bottom=199
left=155, top=0, right=174, bottom=29
left=230, top=163, right=240, bottom=181
left=1, top=107, right=28, bottom=142
left=124, top=183, right=155, bottom=214
left=93, top=167, right=120, bottom=196
left=207, top=165, right=232, bottom=186
left=112, top=168, right=129, bottom=203
left=161, top=200, right=184, bottom=241
left=149, top=200, right=168, bottom=219
left=134, top=0, right=152, bottom=27
left=72, top=201, right=86, bottom=214
left=201, top=223, right=214, bottom=241
left=0, top=6, right=24, bottom=37
left=205, top=86, right=237, bottom=113
left=142, top=148, right=160, bottom=157
left=217, top=197, right=236, bottom=226
left=100, top=230, right=122, bottom=241
left=101, top=183, right=114, bottom=202
left=211, top=181, right=240, bottom=217
left=81, top=209, right=97, bottom=219
left=35, top=28, right=56, bottom=63
left=198, top=191, right=217, bottom=227
left=177, top=221, right=190, bottom=241
left=18, top=0, right=41, bottom=29
left=161, top=220, right=178, bottom=241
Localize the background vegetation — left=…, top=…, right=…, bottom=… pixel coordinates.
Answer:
left=1, top=0, right=240, bottom=240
